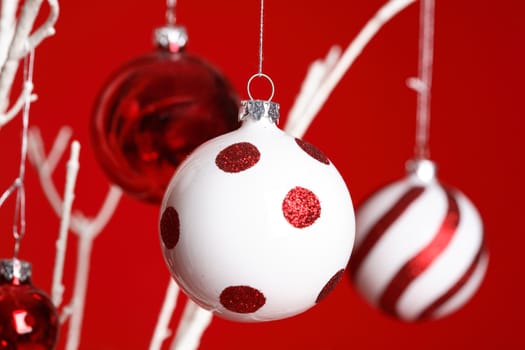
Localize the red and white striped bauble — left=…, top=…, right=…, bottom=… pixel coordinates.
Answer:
left=350, top=159, right=488, bottom=321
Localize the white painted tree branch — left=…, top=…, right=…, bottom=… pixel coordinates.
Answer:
left=0, top=86, right=37, bottom=126
left=41, top=126, right=72, bottom=175
left=149, top=278, right=180, bottom=350
left=170, top=301, right=213, bottom=350
left=285, top=46, right=341, bottom=134
left=150, top=281, right=212, bottom=350
left=51, top=141, right=80, bottom=307
left=28, top=126, right=123, bottom=235
left=27, top=126, right=122, bottom=350
left=0, top=0, right=59, bottom=123
left=85, top=186, right=123, bottom=239
left=0, top=0, right=43, bottom=113
left=284, top=0, right=417, bottom=138
left=27, top=0, right=58, bottom=51
left=64, top=231, right=93, bottom=350
left=0, top=0, right=20, bottom=72
left=28, top=126, right=76, bottom=227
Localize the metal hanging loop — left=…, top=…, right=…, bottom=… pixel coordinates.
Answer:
left=247, top=73, right=275, bottom=102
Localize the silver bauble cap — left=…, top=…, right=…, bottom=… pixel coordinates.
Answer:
left=406, top=158, right=437, bottom=183
left=154, top=25, right=188, bottom=52
left=0, top=258, right=32, bottom=283
left=239, top=100, right=280, bottom=123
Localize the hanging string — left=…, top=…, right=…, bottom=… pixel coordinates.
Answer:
left=12, top=48, right=35, bottom=258
left=0, top=47, right=35, bottom=258
left=166, top=0, right=177, bottom=25
left=247, top=0, right=275, bottom=101
left=258, top=0, right=264, bottom=75
left=410, top=0, right=435, bottom=159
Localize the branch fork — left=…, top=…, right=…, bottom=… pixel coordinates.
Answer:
left=0, top=0, right=59, bottom=128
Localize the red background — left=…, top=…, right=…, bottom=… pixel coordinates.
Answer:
left=0, top=0, right=523, bottom=349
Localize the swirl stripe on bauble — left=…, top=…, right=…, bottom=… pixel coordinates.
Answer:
left=417, top=242, right=488, bottom=320
left=349, top=186, right=425, bottom=277
left=378, top=187, right=460, bottom=317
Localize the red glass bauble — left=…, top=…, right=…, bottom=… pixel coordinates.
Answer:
left=0, top=260, right=58, bottom=349
left=91, top=27, right=239, bottom=204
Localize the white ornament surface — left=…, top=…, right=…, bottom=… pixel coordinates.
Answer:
left=160, top=116, right=355, bottom=322
left=350, top=162, right=488, bottom=321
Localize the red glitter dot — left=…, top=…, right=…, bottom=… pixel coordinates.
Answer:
left=220, top=285, right=266, bottom=313
left=316, top=269, right=344, bottom=303
left=160, top=206, right=180, bottom=249
left=295, top=138, right=330, bottom=165
left=282, top=187, right=321, bottom=228
left=215, top=142, right=260, bottom=173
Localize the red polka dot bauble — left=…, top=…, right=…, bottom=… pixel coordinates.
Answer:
left=349, top=159, right=488, bottom=321
left=0, top=259, right=59, bottom=349
left=91, top=25, right=239, bottom=204
left=160, top=100, right=355, bottom=322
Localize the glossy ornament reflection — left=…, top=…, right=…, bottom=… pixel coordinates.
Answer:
left=0, top=259, right=59, bottom=349
left=91, top=25, right=239, bottom=203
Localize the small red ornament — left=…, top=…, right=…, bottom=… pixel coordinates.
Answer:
left=91, top=25, right=239, bottom=203
left=0, top=259, right=59, bottom=349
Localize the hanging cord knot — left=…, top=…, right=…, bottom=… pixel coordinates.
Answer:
left=406, top=77, right=427, bottom=93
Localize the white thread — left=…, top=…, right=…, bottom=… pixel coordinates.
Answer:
left=8, top=48, right=34, bottom=258
left=246, top=0, right=275, bottom=102
left=410, top=0, right=435, bottom=158
left=258, top=0, right=264, bottom=74
left=166, top=0, right=177, bottom=25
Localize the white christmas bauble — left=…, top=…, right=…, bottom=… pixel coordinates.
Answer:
left=160, top=100, right=355, bottom=322
left=350, top=159, right=488, bottom=321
